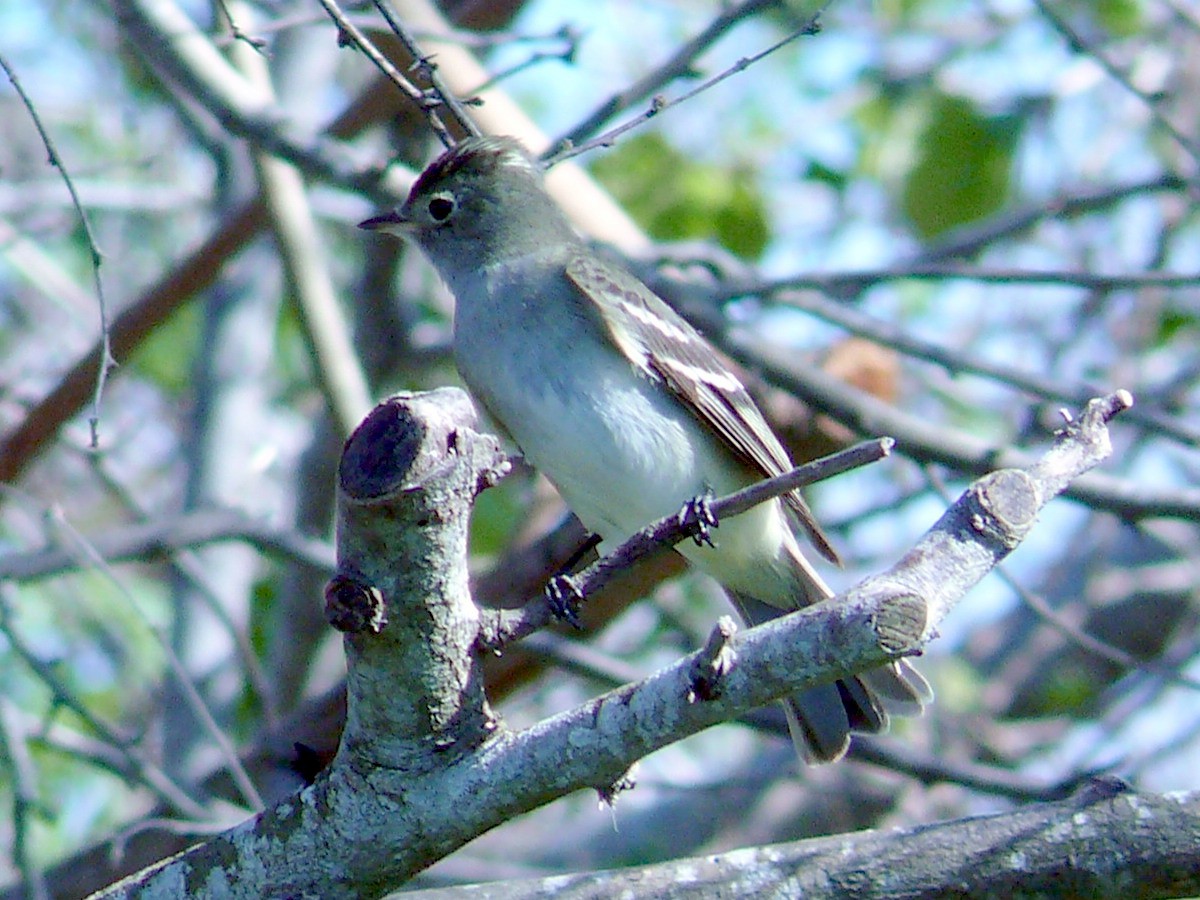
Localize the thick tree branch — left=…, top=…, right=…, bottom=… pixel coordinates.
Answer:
left=93, top=389, right=1128, bottom=897
left=400, top=783, right=1200, bottom=899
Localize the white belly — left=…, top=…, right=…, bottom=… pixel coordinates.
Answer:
left=476, top=345, right=713, bottom=541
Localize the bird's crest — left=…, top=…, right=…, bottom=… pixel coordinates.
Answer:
left=412, top=136, right=539, bottom=193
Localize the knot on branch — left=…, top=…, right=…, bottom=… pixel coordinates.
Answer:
left=339, top=388, right=504, bottom=502
left=325, top=572, right=387, bottom=634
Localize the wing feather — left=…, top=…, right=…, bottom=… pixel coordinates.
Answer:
left=565, top=254, right=838, bottom=564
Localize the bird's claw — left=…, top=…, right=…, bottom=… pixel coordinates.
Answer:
left=545, top=575, right=584, bottom=628
left=678, top=490, right=718, bottom=547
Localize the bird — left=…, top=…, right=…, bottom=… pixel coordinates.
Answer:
left=360, top=135, right=929, bottom=763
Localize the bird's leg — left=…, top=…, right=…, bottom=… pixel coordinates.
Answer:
left=558, top=532, right=601, bottom=575
left=543, top=532, right=600, bottom=628
left=677, top=487, right=719, bottom=547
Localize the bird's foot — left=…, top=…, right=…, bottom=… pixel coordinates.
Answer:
left=545, top=574, right=584, bottom=628
left=677, top=489, right=719, bottom=547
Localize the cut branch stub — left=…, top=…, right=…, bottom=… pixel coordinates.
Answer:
left=332, top=388, right=504, bottom=772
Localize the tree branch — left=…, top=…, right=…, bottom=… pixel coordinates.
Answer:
left=93, top=389, right=1129, bottom=897
left=399, top=783, right=1200, bottom=899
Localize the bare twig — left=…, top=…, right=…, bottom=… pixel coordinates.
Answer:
left=314, top=0, right=461, bottom=147
left=0, top=53, right=116, bottom=452
left=0, top=699, right=51, bottom=900
left=0, top=44, right=421, bottom=483
left=726, top=278, right=1200, bottom=447
left=0, top=585, right=210, bottom=819
left=549, top=4, right=828, bottom=165
left=0, top=506, right=335, bottom=582
left=551, top=0, right=793, bottom=156
left=732, top=263, right=1200, bottom=296
left=1033, top=0, right=1200, bottom=169
left=466, top=29, right=582, bottom=96
left=113, top=0, right=399, bottom=199
left=849, top=736, right=1094, bottom=803
left=920, top=465, right=1200, bottom=694
left=737, top=338, right=1200, bottom=521
left=40, top=511, right=265, bottom=811
left=918, top=175, right=1188, bottom=261
left=369, top=0, right=482, bottom=140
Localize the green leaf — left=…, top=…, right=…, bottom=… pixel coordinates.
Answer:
left=803, top=159, right=849, bottom=191
left=589, top=132, right=770, bottom=260
left=1089, top=0, right=1144, bottom=38
left=1156, top=308, right=1197, bottom=344
left=901, top=94, right=1017, bottom=240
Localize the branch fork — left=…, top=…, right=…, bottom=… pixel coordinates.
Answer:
left=96, top=390, right=1132, bottom=897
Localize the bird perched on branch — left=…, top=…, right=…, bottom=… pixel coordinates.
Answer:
left=360, top=135, right=928, bottom=763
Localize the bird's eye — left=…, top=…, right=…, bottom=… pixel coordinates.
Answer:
left=427, top=195, right=455, bottom=222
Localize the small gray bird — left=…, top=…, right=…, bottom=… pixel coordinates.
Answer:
left=360, top=135, right=928, bottom=763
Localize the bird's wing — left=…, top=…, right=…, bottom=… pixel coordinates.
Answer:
left=566, top=253, right=838, bottom=564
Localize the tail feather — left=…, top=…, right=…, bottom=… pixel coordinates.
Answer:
left=861, top=660, right=933, bottom=717
left=781, top=686, right=851, bottom=764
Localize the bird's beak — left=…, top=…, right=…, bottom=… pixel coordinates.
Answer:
left=358, top=209, right=414, bottom=236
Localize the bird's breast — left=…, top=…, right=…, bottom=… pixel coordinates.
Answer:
left=457, top=314, right=709, bottom=541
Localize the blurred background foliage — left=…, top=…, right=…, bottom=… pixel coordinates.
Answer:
left=0, top=0, right=1198, bottom=894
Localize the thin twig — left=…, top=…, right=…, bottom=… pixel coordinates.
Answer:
left=0, top=584, right=210, bottom=819
left=0, top=505, right=335, bottom=581
left=370, top=0, right=482, bottom=140
left=917, top=174, right=1188, bottom=261
left=735, top=337, right=1200, bottom=521
left=732, top=263, right=1200, bottom=294
left=467, top=37, right=581, bottom=97
left=581, top=436, right=892, bottom=595
left=728, top=277, right=1200, bottom=447
left=921, top=465, right=1200, bottom=695
left=0, top=53, right=116, bottom=451
left=1033, top=0, right=1200, bottom=169
left=115, top=0, right=399, bottom=199
left=42, top=510, right=265, bottom=811
left=212, top=0, right=268, bottom=51
left=84, top=453, right=282, bottom=728
left=0, top=699, right=51, bottom=900
left=549, top=4, right=828, bottom=165
left=314, top=0, right=459, bottom=147
left=850, top=735, right=1095, bottom=803
left=550, top=0, right=783, bottom=156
